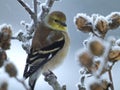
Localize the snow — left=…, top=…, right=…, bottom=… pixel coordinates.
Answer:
left=107, top=36, right=116, bottom=45
left=0, top=24, right=12, bottom=32
left=73, top=13, right=92, bottom=24
left=94, top=15, right=109, bottom=28
left=75, top=48, right=92, bottom=61
left=115, top=38, right=120, bottom=46
left=106, top=12, right=120, bottom=20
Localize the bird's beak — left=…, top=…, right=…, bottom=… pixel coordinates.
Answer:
left=61, top=22, right=67, bottom=27
left=56, top=20, right=67, bottom=27
left=60, top=22, right=67, bottom=31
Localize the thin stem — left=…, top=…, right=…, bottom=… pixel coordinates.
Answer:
left=91, top=30, right=104, bottom=39
left=33, top=0, right=38, bottom=26
left=62, top=85, right=66, bottom=90
left=17, top=0, right=35, bottom=20
left=40, top=0, right=58, bottom=21
left=15, top=77, right=30, bottom=90
left=43, top=70, right=64, bottom=90
left=78, top=84, right=86, bottom=90
left=108, top=70, right=114, bottom=90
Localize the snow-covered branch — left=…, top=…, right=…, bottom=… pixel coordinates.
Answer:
left=39, top=0, right=59, bottom=21
left=74, top=12, right=120, bottom=90
left=0, top=24, right=29, bottom=90
left=12, top=0, right=60, bottom=53
left=43, top=70, right=66, bottom=90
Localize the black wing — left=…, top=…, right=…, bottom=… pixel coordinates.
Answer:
left=23, top=37, right=65, bottom=79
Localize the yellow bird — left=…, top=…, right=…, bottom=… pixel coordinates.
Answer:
left=23, top=11, right=70, bottom=90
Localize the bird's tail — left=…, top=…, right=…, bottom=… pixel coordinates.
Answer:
left=29, top=76, right=37, bottom=90
left=28, top=68, right=43, bottom=90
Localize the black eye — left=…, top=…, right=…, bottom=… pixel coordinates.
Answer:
left=54, top=19, right=59, bottom=23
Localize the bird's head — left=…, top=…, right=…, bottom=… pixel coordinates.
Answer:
left=45, top=11, right=67, bottom=32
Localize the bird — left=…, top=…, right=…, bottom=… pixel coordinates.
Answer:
left=23, top=11, right=70, bottom=90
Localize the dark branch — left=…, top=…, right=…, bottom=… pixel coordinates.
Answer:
left=33, top=0, right=38, bottom=26
left=43, top=70, right=66, bottom=90
left=108, top=69, right=115, bottom=90
left=39, top=0, right=60, bottom=21
left=17, top=0, right=35, bottom=20
left=15, top=77, right=30, bottom=90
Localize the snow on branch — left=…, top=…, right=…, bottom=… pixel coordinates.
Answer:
left=74, top=12, right=120, bottom=90
left=0, top=24, right=29, bottom=90
left=39, top=0, right=59, bottom=21
left=12, top=0, right=60, bottom=54
left=17, top=0, right=60, bottom=25
left=74, top=12, right=120, bottom=38
left=43, top=70, right=66, bottom=90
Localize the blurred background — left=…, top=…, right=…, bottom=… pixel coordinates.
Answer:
left=0, top=0, right=120, bottom=90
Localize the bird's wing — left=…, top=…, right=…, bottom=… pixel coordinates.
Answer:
left=23, top=37, right=65, bottom=79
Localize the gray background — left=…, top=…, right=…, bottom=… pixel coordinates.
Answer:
left=0, top=0, right=120, bottom=90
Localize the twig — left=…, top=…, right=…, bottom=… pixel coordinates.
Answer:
left=43, top=70, right=65, bottom=90
left=109, top=62, right=115, bottom=70
left=11, top=30, right=32, bottom=53
left=17, top=0, right=38, bottom=35
left=15, top=77, right=30, bottom=90
left=33, top=0, right=38, bottom=26
left=91, top=29, right=104, bottom=39
left=78, top=84, right=86, bottom=90
left=108, top=70, right=114, bottom=90
left=62, top=85, right=66, bottom=90
left=107, top=62, right=115, bottom=90
left=17, top=0, right=35, bottom=20
left=15, top=0, right=60, bottom=38
left=39, top=0, right=60, bottom=21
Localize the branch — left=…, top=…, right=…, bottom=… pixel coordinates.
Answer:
left=107, top=62, right=115, bottom=90
left=43, top=70, right=66, bottom=90
left=78, top=84, right=86, bottom=90
left=17, top=0, right=35, bottom=20
left=108, top=70, right=114, bottom=90
left=17, top=0, right=38, bottom=33
left=39, top=0, right=60, bottom=21
left=33, top=0, right=38, bottom=26
left=62, top=85, right=66, bottom=90
left=11, top=31, right=32, bottom=53
left=15, top=77, right=30, bottom=90
left=91, top=30, right=103, bottom=38
left=13, top=0, right=60, bottom=53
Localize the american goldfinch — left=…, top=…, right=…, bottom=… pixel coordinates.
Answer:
left=23, top=11, right=70, bottom=90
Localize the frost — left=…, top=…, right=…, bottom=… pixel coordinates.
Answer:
left=20, top=20, right=26, bottom=26
left=107, top=36, right=116, bottom=45
left=111, top=45, right=120, bottom=51
left=74, top=12, right=120, bottom=90
left=75, top=48, right=92, bottom=61
left=0, top=24, right=12, bottom=32
left=102, top=41, right=111, bottom=58
left=91, top=14, right=100, bottom=21
left=106, top=12, right=120, bottom=20
left=0, top=78, right=8, bottom=86
left=94, top=15, right=109, bottom=27
left=115, top=39, right=120, bottom=46
left=14, top=29, right=24, bottom=37
left=73, top=13, right=92, bottom=24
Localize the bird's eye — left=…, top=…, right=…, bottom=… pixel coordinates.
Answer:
left=54, top=19, right=59, bottom=23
